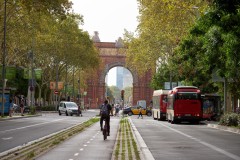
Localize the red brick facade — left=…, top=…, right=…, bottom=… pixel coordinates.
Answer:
left=85, top=42, right=153, bottom=108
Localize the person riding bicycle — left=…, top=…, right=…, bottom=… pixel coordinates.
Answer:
left=100, top=100, right=113, bottom=136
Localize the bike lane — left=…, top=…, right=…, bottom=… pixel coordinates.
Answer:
left=36, top=117, right=120, bottom=160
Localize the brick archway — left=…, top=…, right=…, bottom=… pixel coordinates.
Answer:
left=85, top=42, right=153, bottom=108
left=99, top=61, right=138, bottom=84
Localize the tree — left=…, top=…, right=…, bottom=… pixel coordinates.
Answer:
left=124, top=0, right=208, bottom=76
left=0, top=1, right=100, bottom=106
left=108, top=86, right=121, bottom=102
left=123, top=86, right=133, bottom=105
left=173, top=0, right=240, bottom=96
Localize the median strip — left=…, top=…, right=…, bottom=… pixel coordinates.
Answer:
left=112, top=117, right=141, bottom=160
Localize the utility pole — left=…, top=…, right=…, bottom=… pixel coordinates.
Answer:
left=78, top=70, right=81, bottom=106
left=1, top=0, right=7, bottom=117
left=55, top=60, right=59, bottom=110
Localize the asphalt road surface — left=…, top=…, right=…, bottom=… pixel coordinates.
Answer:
left=129, top=116, right=240, bottom=160
left=0, top=110, right=98, bottom=153
left=36, top=117, right=120, bottom=160
left=1, top=112, right=240, bottom=160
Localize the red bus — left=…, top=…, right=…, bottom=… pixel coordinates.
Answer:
left=167, top=86, right=202, bottom=124
left=201, top=94, right=221, bottom=121
left=152, top=90, right=169, bottom=120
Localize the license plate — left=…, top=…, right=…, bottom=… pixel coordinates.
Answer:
left=185, top=114, right=191, bottom=116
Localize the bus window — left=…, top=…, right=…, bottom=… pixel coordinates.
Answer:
left=177, top=92, right=198, bottom=100
left=163, top=95, right=167, bottom=103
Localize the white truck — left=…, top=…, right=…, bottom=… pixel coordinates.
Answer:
left=137, top=100, right=147, bottom=109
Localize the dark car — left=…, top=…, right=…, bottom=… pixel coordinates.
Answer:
left=14, top=104, right=30, bottom=113
left=123, top=107, right=132, bottom=115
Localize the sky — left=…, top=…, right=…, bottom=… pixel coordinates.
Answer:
left=71, top=0, right=139, bottom=86
left=106, top=68, right=116, bottom=86
left=71, top=0, right=139, bottom=42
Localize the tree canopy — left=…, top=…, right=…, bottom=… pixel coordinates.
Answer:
left=0, top=0, right=99, bottom=102
left=124, top=0, right=208, bottom=75
left=172, top=0, right=240, bottom=95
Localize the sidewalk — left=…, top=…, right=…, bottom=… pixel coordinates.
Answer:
left=205, top=120, right=240, bottom=134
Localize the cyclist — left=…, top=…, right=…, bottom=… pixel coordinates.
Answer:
left=100, top=100, right=113, bottom=136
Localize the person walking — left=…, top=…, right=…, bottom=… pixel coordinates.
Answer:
left=77, top=103, right=82, bottom=117
left=9, top=99, right=14, bottom=117
left=138, top=106, right=143, bottom=119
left=20, top=97, right=24, bottom=116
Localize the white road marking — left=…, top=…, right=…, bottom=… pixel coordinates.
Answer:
left=74, top=153, right=79, bottom=156
left=80, top=148, right=84, bottom=151
left=2, top=137, right=13, bottom=140
left=87, top=141, right=90, bottom=143
left=160, top=122, right=240, bottom=160
left=0, top=119, right=64, bottom=133
left=84, top=144, right=87, bottom=147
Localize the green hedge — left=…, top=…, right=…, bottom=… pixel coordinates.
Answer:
left=39, top=105, right=56, bottom=111
left=219, top=113, right=240, bottom=128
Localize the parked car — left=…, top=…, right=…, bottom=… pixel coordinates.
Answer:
left=13, top=104, right=30, bottom=113
left=123, top=107, right=132, bottom=115
left=58, top=101, right=79, bottom=116
left=123, top=105, right=152, bottom=116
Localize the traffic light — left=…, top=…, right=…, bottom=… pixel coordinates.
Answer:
left=121, top=90, right=124, bottom=100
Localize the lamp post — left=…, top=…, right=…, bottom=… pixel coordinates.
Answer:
left=1, top=0, right=7, bottom=117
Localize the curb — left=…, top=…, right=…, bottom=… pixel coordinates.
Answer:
left=129, top=118, right=155, bottom=160
left=0, top=114, right=41, bottom=121
left=207, top=123, right=240, bottom=134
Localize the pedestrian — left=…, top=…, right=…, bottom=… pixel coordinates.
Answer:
left=9, top=99, right=14, bottom=117
left=138, top=106, right=143, bottom=119
left=78, top=103, right=82, bottom=117
left=115, top=104, right=120, bottom=116
left=20, top=97, right=24, bottom=116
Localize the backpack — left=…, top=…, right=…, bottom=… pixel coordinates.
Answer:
left=101, top=104, right=109, bottom=117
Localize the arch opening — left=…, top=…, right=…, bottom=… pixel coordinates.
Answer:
left=105, top=66, right=133, bottom=106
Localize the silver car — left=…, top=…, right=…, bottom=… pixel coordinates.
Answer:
left=58, top=101, right=79, bottom=116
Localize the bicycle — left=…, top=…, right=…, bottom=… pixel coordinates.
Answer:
left=102, top=118, right=108, bottom=140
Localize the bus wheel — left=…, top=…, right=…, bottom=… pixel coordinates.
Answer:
left=147, top=112, right=152, bottom=117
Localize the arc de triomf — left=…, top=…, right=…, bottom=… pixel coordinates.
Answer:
left=84, top=35, right=153, bottom=109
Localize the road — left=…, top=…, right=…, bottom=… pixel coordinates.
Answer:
left=129, top=116, right=240, bottom=160
left=1, top=112, right=240, bottom=160
left=0, top=110, right=98, bottom=153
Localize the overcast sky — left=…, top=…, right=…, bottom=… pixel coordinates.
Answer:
left=71, top=0, right=139, bottom=42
